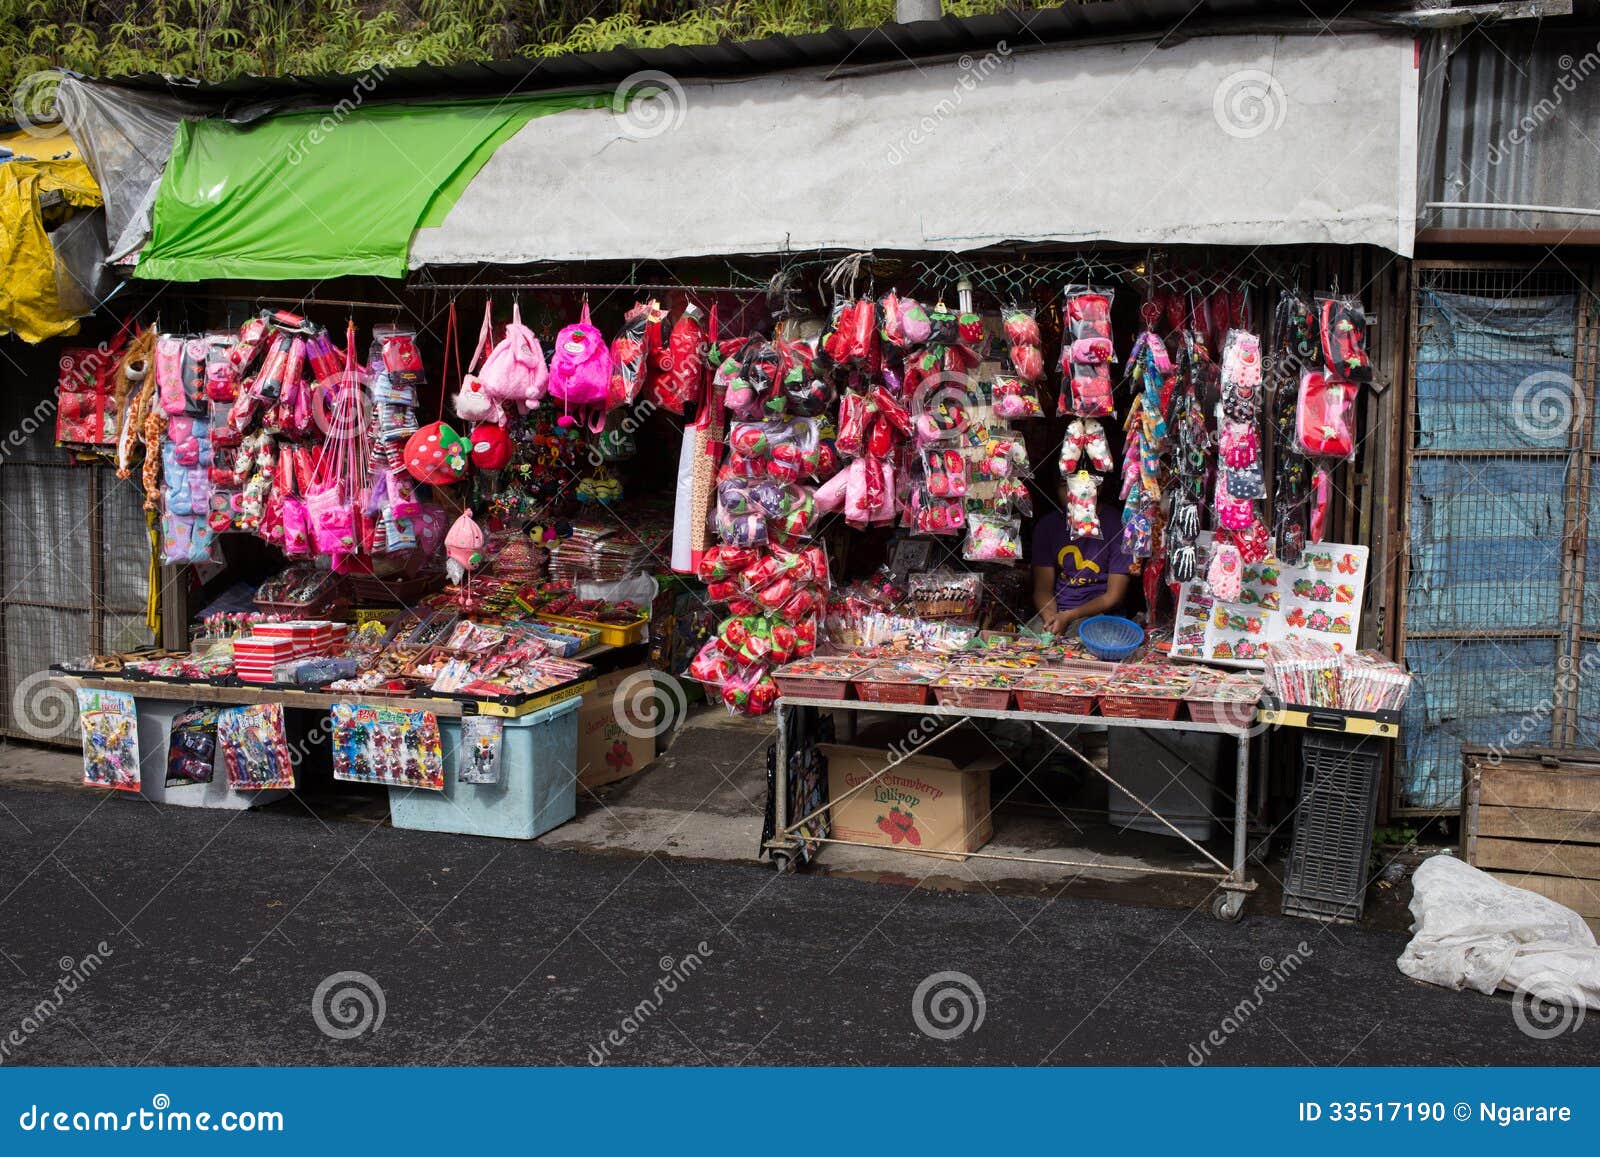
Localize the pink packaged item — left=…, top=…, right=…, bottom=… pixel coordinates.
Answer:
left=1208, top=543, right=1243, bottom=602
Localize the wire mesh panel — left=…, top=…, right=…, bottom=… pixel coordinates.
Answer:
left=0, top=340, right=155, bottom=745
left=1400, top=265, right=1593, bottom=813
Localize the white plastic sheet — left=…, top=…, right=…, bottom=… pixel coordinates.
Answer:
left=1397, top=855, right=1600, bottom=1013
left=412, top=30, right=1420, bottom=265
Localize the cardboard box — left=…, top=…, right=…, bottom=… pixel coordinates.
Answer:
left=821, top=729, right=997, bottom=859
left=575, top=666, right=658, bottom=790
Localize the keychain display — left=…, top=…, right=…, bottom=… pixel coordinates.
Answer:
left=76, top=689, right=140, bottom=792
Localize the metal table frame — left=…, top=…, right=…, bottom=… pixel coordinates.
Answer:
left=764, top=696, right=1257, bottom=921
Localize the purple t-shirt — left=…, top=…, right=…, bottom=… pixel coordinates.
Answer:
left=1032, top=507, right=1131, bottom=610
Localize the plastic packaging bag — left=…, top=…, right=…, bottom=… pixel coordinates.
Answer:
left=1296, top=371, right=1358, bottom=459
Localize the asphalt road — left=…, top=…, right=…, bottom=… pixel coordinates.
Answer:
left=0, top=785, right=1587, bottom=1066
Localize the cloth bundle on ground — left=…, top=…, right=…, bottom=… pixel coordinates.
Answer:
left=1397, top=854, right=1600, bottom=1013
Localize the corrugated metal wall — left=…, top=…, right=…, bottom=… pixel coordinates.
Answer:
left=1419, top=26, right=1600, bottom=240
left=0, top=336, right=155, bottom=745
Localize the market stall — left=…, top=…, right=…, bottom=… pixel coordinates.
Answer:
left=47, top=244, right=1414, bottom=920
left=50, top=298, right=672, bottom=837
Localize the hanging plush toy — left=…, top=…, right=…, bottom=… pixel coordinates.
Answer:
left=549, top=301, right=613, bottom=432
left=444, top=509, right=487, bottom=585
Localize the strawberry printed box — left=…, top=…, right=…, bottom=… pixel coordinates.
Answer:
left=820, top=726, right=997, bottom=860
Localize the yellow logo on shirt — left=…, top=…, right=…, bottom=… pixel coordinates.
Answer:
left=1058, top=544, right=1101, bottom=575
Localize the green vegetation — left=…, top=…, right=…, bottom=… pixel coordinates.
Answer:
left=1, top=0, right=1041, bottom=120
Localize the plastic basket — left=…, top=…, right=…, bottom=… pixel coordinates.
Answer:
left=1186, top=698, right=1258, bottom=727
left=932, top=681, right=1013, bottom=710
left=853, top=677, right=933, bottom=705
left=1098, top=693, right=1182, bottom=720
left=772, top=672, right=856, bottom=700
left=1281, top=728, right=1383, bottom=924
left=1014, top=689, right=1097, bottom=715
left=1078, top=615, right=1144, bottom=662
left=537, top=613, right=648, bottom=647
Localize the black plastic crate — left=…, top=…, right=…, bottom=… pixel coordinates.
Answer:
left=1282, top=728, right=1383, bottom=924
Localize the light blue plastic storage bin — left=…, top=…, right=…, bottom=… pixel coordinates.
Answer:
left=388, top=698, right=580, bottom=840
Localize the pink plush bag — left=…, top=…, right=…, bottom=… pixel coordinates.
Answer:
left=305, top=324, right=366, bottom=556
left=549, top=301, right=614, bottom=432
left=478, top=301, right=547, bottom=413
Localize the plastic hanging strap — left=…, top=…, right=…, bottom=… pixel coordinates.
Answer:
left=695, top=301, right=721, bottom=435
left=441, top=301, right=459, bottom=421
left=467, top=300, right=492, bottom=374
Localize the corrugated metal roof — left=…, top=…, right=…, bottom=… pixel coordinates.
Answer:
left=73, top=0, right=1417, bottom=110
left=1421, top=23, right=1600, bottom=241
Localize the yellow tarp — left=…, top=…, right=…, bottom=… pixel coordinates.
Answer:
left=0, top=125, right=102, bottom=343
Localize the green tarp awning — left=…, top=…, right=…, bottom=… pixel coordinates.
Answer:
left=136, top=93, right=608, bottom=281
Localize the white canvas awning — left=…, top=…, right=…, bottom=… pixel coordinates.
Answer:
left=410, top=29, right=1419, bottom=265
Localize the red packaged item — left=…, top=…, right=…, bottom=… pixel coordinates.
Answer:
left=836, top=391, right=867, bottom=457
left=757, top=577, right=797, bottom=610
left=748, top=674, right=779, bottom=714
left=689, top=640, right=733, bottom=684
left=777, top=587, right=820, bottom=622
left=698, top=545, right=758, bottom=581
left=1296, top=371, right=1357, bottom=459
left=769, top=621, right=797, bottom=663
left=653, top=305, right=705, bottom=414
left=740, top=554, right=782, bottom=591
left=793, top=615, right=818, bottom=657
left=55, top=339, right=126, bottom=447
left=705, top=578, right=740, bottom=602
left=726, top=597, right=760, bottom=618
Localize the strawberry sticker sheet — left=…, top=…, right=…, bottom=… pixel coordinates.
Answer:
left=1172, top=534, right=1368, bottom=668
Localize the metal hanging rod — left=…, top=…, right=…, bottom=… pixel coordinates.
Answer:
left=410, top=281, right=769, bottom=296
left=254, top=295, right=406, bottom=311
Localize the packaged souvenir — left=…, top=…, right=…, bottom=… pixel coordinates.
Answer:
left=654, top=304, right=706, bottom=414
left=330, top=704, right=445, bottom=790
left=1295, top=371, right=1358, bottom=460
left=1317, top=294, right=1372, bottom=383
left=1065, top=470, right=1102, bottom=539
left=909, top=571, right=982, bottom=620
left=76, top=689, right=140, bottom=792
left=1219, top=329, right=1263, bottom=422
left=1003, top=305, right=1045, bottom=384
left=608, top=299, right=664, bottom=410
left=458, top=716, right=503, bottom=785
left=964, top=514, right=1023, bottom=562
left=1060, top=286, right=1116, bottom=418
left=1059, top=417, right=1114, bottom=475
left=166, top=705, right=219, bottom=785
left=217, top=704, right=295, bottom=790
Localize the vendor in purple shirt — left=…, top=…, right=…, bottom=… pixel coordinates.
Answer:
left=1030, top=477, right=1132, bottom=635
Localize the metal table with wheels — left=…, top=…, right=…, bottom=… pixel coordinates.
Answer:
left=764, top=696, right=1258, bottom=921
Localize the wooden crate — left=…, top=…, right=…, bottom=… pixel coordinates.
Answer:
left=1461, top=746, right=1600, bottom=935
